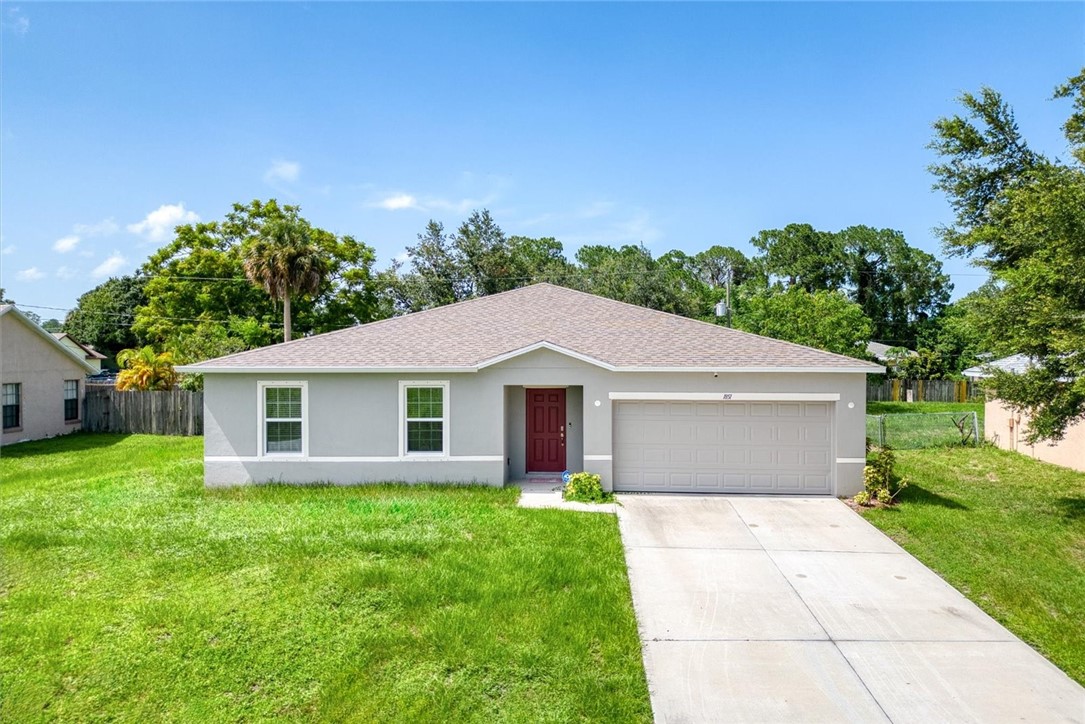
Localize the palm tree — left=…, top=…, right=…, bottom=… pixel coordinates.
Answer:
left=115, top=346, right=179, bottom=391
left=243, top=218, right=328, bottom=342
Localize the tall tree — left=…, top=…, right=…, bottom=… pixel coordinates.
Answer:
left=734, top=287, right=873, bottom=357
left=750, top=224, right=846, bottom=292
left=136, top=200, right=380, bottom=350
left=386, top=211, right=576, bottom=313
left=694, top=245, right=752, bottom=288
left=575, top=244, right=699, bottom=316
left=243, top=217, right=328, bottom=342
left=929, top=71, right=1085, bottom=440
left=838, top=226, right=951, bottom=348
left=64, top=275, right=148, bottom=356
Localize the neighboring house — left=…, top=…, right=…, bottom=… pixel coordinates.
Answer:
left=51, top=332, right=107, bottom=372
left=964, top=354, right=1085, bottom=472
left=180, top=284, right=884, bottom=495
left=1, top=305, right=97, bottom=446
left=866, top=342, right=917, bottom=364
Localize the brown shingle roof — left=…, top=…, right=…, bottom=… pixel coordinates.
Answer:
left=181, top=283, right=882, bottom=372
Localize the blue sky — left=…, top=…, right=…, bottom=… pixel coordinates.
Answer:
left=2, top=2, right=1082, bottom=318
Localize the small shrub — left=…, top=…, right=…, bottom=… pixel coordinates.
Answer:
left=562, top=472, right=615, bottom=503
left=855, top=445, right=908, bottom=507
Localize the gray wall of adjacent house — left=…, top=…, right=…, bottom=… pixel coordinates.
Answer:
left=1, top=315, right=88, bottom=446
left=202, top=347, right=869, bottom=494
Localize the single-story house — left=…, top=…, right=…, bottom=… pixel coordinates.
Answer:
left=179, top=284, right=884, bottom=496
left=1, top=305, right=97, bottom=446
left=51, top=332, right=107, bottom=372
left=964, top=354, right=1085, bottom=472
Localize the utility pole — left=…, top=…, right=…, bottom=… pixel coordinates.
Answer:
left=725, top=263, right=733, bottom=328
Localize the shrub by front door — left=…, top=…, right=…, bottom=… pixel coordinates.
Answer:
left=526, top=388, right=566, bottom=473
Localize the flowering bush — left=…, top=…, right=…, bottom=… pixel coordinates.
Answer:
left=562, top=472, right=615, bottom=503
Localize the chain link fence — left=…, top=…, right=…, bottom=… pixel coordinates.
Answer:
left=866, top=412, right=980, bottom=449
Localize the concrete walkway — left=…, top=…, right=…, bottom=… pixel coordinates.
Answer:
left=617, top=495, right=1085, bottom=723
left=513, top=480, right=618, bottom=513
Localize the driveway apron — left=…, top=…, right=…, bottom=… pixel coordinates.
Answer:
left=617, top=495, right=1085, bottom=724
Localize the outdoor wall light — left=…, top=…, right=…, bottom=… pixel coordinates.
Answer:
left=848, top=402, right=855, bottom=409
left=594, top=400, right=601, bottom=407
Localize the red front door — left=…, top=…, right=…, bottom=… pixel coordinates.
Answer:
left=526, top=388, right=566, bottom=473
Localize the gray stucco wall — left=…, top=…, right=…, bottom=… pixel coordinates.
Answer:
left=1, top=315, right=88, bottom=446
left=202, top=347, right=870, bottom=495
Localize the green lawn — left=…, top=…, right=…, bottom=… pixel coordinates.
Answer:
left=867, top=400, right=984, bottom=421
left=0, top=434, right=651, bottom=722
left=860, top=446, right=1085, bottom=685
left=866, top=401, right=985, bottom=449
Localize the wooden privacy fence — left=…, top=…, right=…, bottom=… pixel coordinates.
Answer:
left=83, top=387, right=203, bottom=436
left=867, top=379, right=980, bottom=403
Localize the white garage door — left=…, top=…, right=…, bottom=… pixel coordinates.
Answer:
left=613, top=400, right=834, bottom=494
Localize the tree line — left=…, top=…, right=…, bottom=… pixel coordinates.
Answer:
left=60, top=206, right=955, bottom=371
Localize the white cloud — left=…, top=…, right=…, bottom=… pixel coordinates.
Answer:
left=53, top=235, right=81, bottom=253
left=127, top=203, right=199, bottom=243
left=0, top=244, right=14, bottom=256
left=16, top=267, right=44, bottom=281
left=91, top=253, right=127, bottom=279
left=2, top=7, right=29, bottom=35
left=376, top=193, right=419, bottom=211
left=367, top=192, right=496, bottom=215
left=56, top=266, right=77, bottom=280
left=264, top=160, right=300, bottom=184
left=73, top=218, right=119, bottom=236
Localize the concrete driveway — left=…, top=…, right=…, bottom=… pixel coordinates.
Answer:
left=617, top=495, right=1085, bottom=723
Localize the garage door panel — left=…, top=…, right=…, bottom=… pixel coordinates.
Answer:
left=614, top=401, right=834, bottom=495
left=722, top=425, right=749, bottom=442
left=749, top=424, right=775, bottom=443
left=748, top=448, right=774, bottom=465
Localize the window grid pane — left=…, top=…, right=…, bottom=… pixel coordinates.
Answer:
left=3, top=383, right=20, bottom=429
left=266, top=421, right=302, bottom=453
left=265, top=387, right=301, bottom=419
left=406, top=386, right=442, bottom=419
left=407, top=421, right=443, bottom=453
left=64, top=380, right=78, bottom=400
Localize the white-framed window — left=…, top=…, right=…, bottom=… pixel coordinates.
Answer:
left=2, top=383, right=20, bottom=430
left=64, top=379, right=80, bottom=422
left=399, top=381, right=449, bottom=457
left=258, top=381, right=307, bottom=457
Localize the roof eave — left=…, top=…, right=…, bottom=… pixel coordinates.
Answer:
left=178, top=364, right=885, bottom=375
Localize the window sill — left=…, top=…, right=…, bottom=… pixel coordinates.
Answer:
left=65, top=419, right=81, bottom=426
left=2, top=427, right=23, bottom=433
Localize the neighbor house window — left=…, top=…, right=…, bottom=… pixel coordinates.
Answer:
left=3, top=383, right=20, bottom=430
left=64, top=380, right=80, bottom=422
left=2, top=384, right=20, bottom=429
left=261, top=383, right=306, bottom=455
left=401, top=381, right=449, bottom=455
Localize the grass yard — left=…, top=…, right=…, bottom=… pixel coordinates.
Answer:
left=0, top=434, right=651, bottom=722
left=866, top=400, right=984, bottom=422
left=866, top=401, right=985, bottom=449
left=860, top=446, right=1085, bottom=685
